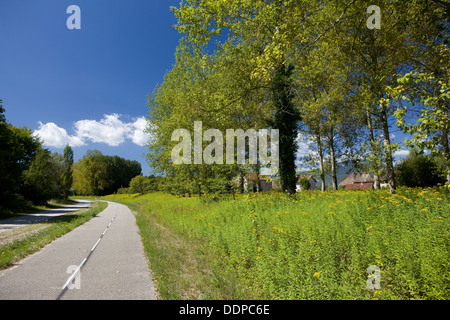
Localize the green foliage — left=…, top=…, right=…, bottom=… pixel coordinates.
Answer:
left=61, top=144, right=74, bottom=201
left=152, top=0, right=449, bottom=196
left=298, top=176, right=311, bottom=191
left=0, top=99, right=5, bottom=123
left=73, top=150, right=108, bottom=196
left=21, top=147, right=65, bottom=205
left=0, top=103, right=41, bottom=207
left=101, top=155, right=142, bottom=195
left=73, top=150, right=142, bottom=196
left=116, top=187, right=129, bottom=194
left=396, top=149, right=445, bottom=188
left=390, top=64, right=450, bottom=184
left=271, top=64, right=300, bottom=194
left=129, top=175, right=152, bottom=194
left=128, top=175, right=165, bottom=194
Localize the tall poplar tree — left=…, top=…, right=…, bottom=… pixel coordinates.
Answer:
left=271, top=64, right=300, bottom=194
left=62, top=144, right=74, bottom=201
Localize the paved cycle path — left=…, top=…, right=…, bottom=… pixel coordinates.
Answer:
left=0, top=200, right=92, bottom=234
left=0, top=201, right=157, bottom=300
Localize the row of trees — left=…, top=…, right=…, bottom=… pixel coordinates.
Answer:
left=116, top=175, right=164, bottom=194
left=146, top=0, right=449, bottom=195
left=1, top=100, right=143, bottom=210
left=1, top=101, right=74, bottom=207
left=72, top=150, right=142, bottom=196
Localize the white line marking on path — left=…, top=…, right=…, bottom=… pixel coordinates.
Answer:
left=58, top=210, right=118, bottom=298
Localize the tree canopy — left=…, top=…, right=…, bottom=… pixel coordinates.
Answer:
left=73, top=150, right=142, bottom=196
left=145, top=1, right=449, bottom=195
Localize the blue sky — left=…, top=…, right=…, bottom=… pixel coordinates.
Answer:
left=0, top=0, right=182, bottom=176
left=1, top=1, right=413, bottom=178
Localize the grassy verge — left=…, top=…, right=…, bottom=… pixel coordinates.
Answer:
left=104, top=187, right=449, bottom=300
left=104, top=193, right=234, bottom=300
left=0, top=200, right=108, bottom=270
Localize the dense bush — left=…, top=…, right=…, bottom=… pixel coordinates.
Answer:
left=298, top=176, right=311, bottom=191
left=396, top=149, right=445, bottom=188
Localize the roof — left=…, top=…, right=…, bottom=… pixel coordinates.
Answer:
left=297, top=175, right=316, bottom=182
left=339, top=172, right=374, bottom=186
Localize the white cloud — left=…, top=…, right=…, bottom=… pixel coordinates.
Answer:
left=33, top=114, right=151, bottom=148
left=34, top=122, right=85, bottom=148
left=295, top=133, right=314, bottom=158
left=74, top=114, right=132, bottom=147
left=394, top=149, right=410, bottom=157
left=130, top=117, right=152, bottom=146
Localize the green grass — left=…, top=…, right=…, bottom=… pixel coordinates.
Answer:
left=104, top=187, right=450, bottom=300
left=0, top=200, right=108, bottom=270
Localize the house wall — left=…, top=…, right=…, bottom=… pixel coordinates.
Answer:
left=260, top=181, right=272, bottom=192
left=309, top=178, right=316, bottom=190
left=244, top=179, right=272, bottom=192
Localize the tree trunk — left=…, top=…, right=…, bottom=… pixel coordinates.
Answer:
left=317, top=131, right=326, bottom=192
left=329, top=129, right=338, bottom=190
left=239, top=171, right=245, bottom=193
left=380, top=104, right=396, bottom=194
left=442, top=126, right=450, bottom=184
left=272, top=64, right=299, bottom=195
left=367, top=110, right=380, bottom=189
left=446, top=163, right=450, bottom=185
left=255, top=162, right=261, bottom=193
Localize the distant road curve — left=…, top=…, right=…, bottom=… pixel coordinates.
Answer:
left=0, top=200, right=92, bottom=234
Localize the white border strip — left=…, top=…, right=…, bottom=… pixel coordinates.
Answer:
left=60, top=210, right=118, bottom=290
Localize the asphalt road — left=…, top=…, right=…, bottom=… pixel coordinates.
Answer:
left=0, top=201, right=157, bottom=300
left=0, top=200, right=92, bottom=234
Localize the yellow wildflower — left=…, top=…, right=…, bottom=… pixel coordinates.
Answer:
left=313, top=272, right=321, bottom=278
left=273, top=226, right=284, bottom=233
